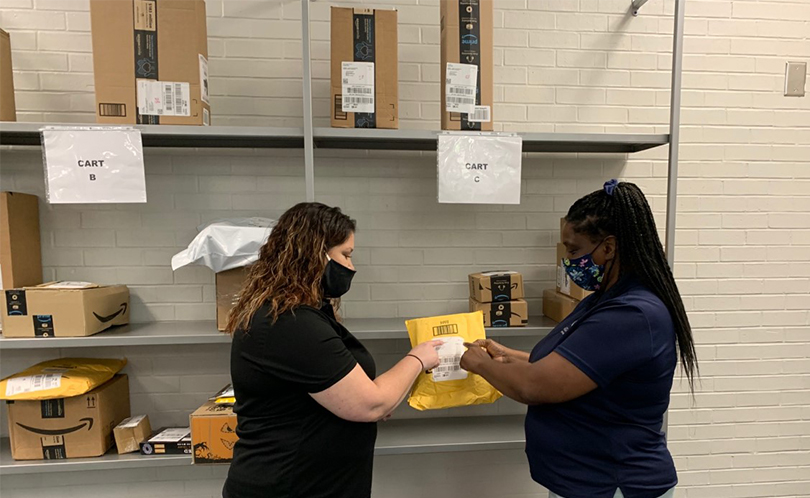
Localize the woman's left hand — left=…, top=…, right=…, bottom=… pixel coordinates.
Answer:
left=461, top=343, right=492, bottom=375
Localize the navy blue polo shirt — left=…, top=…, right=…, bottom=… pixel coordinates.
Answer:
left=526, top=276, right=678, bottom=498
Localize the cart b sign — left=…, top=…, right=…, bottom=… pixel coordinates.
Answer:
left=42, top=127, right=147, bottom=204
left=437, top=133, right=522, bottom=205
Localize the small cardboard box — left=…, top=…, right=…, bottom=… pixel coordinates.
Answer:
left=6, top=375, right=130, bottom=460
left=469, top=271, right=524, bottom=303
left=216, top=268, right=248, bottom=332
left=440, top=0, right=493, bottom=131
left=470, top=298, right=528, bottom=327
left=190, top=400, right=238, bottom=464
left=89, top=0, right=210, bottom=125
left=542, top=289, right=579, bottom=323
left=560, top=217, right=567, bottom=240
left=1, top=282, right=130, bottom=338
left=140, top=427, right=192, bottom=455
left=0, top=29, right=16, bottom=121
left=556, top=243, right=593, bottom=301
left=0, top=192, right=42, bottom=290
left=114, top=414, right=152, bottom=454
left=330, top=7, right=398, bottom=129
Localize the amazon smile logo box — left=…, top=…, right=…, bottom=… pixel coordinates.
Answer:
left=6, top=375, right=130, bottom=460
left=1, top=282, right=130, bottom=338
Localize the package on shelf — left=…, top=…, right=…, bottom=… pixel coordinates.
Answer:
left=560, top=217, right=567, bottom=239
left=468, top=271, right=524, bottom=303
left=330, top=7, right=398, bottom=129
left=114, top=414, right=152, bottom=454
left=0, top=192, right=42, bottom=291
left=542, top=289, right=580, bottom=324
left=140, top=427, right=192, bottom=455
left=1, top=282, right=129, bottom=338
left=216, top=268, right=249, bottom=331
left=0, top=29, right=16, bottom=121
left=469, top=298, right=528, bottom=327
left=440, top=0, right=494, bottom=131
left=190, top=400, right=238, bottom=464
left=6, top=375, right=130, bottom=460
left=89, top=0, right=210, bottom=125
left=556, top=243, right=594, bottom=301
left=0, top=357, right=127, bottom=401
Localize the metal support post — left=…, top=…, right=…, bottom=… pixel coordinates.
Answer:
left=301, top=0, right=316, bottom=202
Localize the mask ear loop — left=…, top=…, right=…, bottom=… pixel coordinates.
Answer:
left=595, top=236, right=617, bottom=294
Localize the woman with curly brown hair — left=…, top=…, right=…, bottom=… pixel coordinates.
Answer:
left=222, top=203, right=442, bottom=498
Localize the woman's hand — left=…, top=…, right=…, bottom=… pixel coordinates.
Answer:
left=461, top=343, right=492, bottom=375
left=409, top=340, right=443, bottom=371
left=471, top=339, right=510, bottom=363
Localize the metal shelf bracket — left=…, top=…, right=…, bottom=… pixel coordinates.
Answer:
left=632, top=0, right=650, bottom=16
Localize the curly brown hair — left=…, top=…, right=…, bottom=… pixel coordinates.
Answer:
left=225, top=203, right=357, bottom=335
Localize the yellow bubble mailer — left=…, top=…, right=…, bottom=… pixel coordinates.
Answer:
left=0, top=358, right=127, bottom=400
left=406, top=311, right=502, bottom=411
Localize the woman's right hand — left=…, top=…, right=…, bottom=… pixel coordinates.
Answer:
left=409, top=340, right=443, bottom=371
left=471, top=339, right=510, bottom=363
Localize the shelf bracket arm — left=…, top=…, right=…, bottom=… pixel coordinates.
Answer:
left=301, top=0, right=316, bottom=202
left=632, top=0, right=650, bottom=16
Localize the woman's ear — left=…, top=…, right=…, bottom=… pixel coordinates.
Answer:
left=602, top=235, right=618, bottom=262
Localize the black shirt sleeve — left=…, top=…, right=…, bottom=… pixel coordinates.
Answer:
left=243, top=308, right=358, bottom=393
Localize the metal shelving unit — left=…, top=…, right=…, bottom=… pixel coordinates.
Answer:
left=0, top=415, right=525, bottom=475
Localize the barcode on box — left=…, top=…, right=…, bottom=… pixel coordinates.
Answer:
left=346, top=87, right=373, bottom=95
left=449, top=87, right=475, bottom=96
left=432, top=324, right=459, bottom=336
left=99, top=103, right=126, bottom=117
left=447, top=97, right=475, bottom=105
left=174, top=83, right=183, bottom=113
left=344, top=97, right=374, bottom=105
left=163, top=84, right=173, bottom=115
left=469, top=106, right=491, bottom=123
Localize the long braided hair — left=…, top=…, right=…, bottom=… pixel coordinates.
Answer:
left=566, top=181, right=698, bottom=393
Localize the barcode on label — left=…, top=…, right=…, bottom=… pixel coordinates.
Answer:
left=432, top=324, right=459, bottom=336
left=346, top=86, right=373, bottom=95
left=469, top=106, right=491, bottom=123
left=449, top=87, right=475, bottom=96
left=447, top=97, right=475, bottom=105
left=174, top=83, right=183, bottom=113
left=435, top=365, right=462, bottom=373
left=344, top=97, right=374, bottom=104
left=163, top=84, right=173, bottom=115
left=99, top=103, right=126, bottom=117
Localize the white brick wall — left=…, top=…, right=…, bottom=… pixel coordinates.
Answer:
left=1, top=0, right=809, bottom=497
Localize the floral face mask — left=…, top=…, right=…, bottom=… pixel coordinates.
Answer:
left=562, top=239, right=607, bottom=291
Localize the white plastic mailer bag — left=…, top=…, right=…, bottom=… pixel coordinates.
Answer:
left=437, top=133, right=523, bottom=205
left=41, top=126, right=147, bottom=204
left=171, top=218, right=275, bottom=273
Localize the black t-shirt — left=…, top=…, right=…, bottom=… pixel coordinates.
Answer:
left=224, top=303, right=377, bottom=498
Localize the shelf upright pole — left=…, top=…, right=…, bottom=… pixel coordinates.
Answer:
left=301, top=0, right=316, bottom=202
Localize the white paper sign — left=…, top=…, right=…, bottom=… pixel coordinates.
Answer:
left=437, top=133, right=523, bottom=205
left=137, top=80, right=190, bottom=116
left=42, top=127, right=147, bottom=204
left=445, top=62, right=478, bottom=113
left=342, top=62, right=375, bottom=113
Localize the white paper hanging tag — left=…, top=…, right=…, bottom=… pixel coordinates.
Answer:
left=342, top=62, right=375, bottom=113
left=198, top=54, right=210, bottom=105
left=468, top=105, right=491, bottom=123
left=445, top=62, right=478, bottom=114
left=437, top=133, right=523, bottom=205
left=42, top=127, right=147, bottom=204
left=136, top=80, right=190, bottom=116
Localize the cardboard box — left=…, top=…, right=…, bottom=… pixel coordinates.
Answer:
left=2, top=282, right=130, bottom=338
left=440, top=0, right=493, bottom=131
left=0, top=29, right=16, bottom=122
left=556, top=243, right=593, bottom=301
left=190, top=400, right=238, bottom=464
left=141, top=427, right=192, bottom=455
left=0, top=192, right=42, bottom=290
left=6, top=375, right=130, bottom=460
left=216, top=268, right=248, bottom=332
left=469, top=271, right=524, bottom=303
left=542, top=288, right=579, bottom=323
left=114, top=414, right=152, bottom=454
left=470, top=298, right=528, bottom=327
left=560, top=217, right=567, bottom=240
left=89, top=0, right=210, bottom=125
left=330, top=7, right=398, bottom=129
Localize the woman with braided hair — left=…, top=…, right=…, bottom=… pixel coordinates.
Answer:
left=461, top=180, right=696, bottom=498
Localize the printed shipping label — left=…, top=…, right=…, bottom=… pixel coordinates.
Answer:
left=150, top=428, right=191, bottom=443
left=432, top=337, right=468, bottom=382
left=137, top=80, right=191, bottom=117
left=468, top=105, right=491, bottom=123
left=445, top=63, right=478, bottom=114
left=558, top=263, right=572, bottom=294
left=341, top=62, right=375, bottom=113
left=119, top=415, right=146, bottom=429
left=133, top=0, right=156, bottom=31
left=199, top=54, right=210, bottom=105
left=5, top=374, right=62, bottom=397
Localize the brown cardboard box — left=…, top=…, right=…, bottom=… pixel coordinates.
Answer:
left=216, top=268, right=248, bottom=332
left=440, top=0, right=493, bottom=131
left=556, top=243, right=593, bottom=301
left=542, top=288, right=579, bottom=323
left=0, top=29, right=16, bottom=121
left=330, top=7, right=398, bottom=129
left=1, top=282, right=130, bottom=338
left=560, top=217, right=567, bottom=240
left=7, top=375, right=130, bottom=460
left=190, top=400, right=237, bottom=464
left=140, top=427, right=192, bottom=455
left=114, top=414, right=152, bottom=454
left=0, top=192, right=42, bottom=290
left=89, top=0, right=210, bottom=125
left=469, top=271, right=524, bottom=303
left=470, top=298, right=528, bottom=327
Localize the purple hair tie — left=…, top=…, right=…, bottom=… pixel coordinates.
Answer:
left=604, top=179, right=619, bottom=196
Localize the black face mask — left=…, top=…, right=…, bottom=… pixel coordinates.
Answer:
left=321, top=257, right=355, bottom=299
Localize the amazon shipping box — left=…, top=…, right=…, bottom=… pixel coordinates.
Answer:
left=190, top=400, right=238, bottom=464
left=1, top=282, right=130, bottom=338
left=0, top=29, right=16, bottom=121
left=469, top=298, right=528, bottom=327
left=6, top=375, right=130, bottom=460
left=216, top=268, right=248, bottom=332
left=1, top=192, right=43, bottom=291
left=468, top=271, right=524, bottom=303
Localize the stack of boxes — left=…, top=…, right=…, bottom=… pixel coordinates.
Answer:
left=469, top=271, right=528, bottom=327
left=543, top=218, right=593, bottom=323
